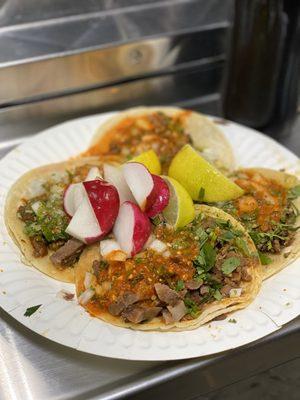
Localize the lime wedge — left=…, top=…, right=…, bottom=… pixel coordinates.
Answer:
left=162, top=176, right=195, bottom=228
left=168, top=144, right=244, bottom=202
left=130, top=150, right=161, bottom=175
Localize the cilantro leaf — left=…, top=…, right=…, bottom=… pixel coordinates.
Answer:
left=258, top=251, right=272, bottom=265
left=184, top=298, right=200, bottom=318
left=235, top=237, right=250, bottom=256
left=24, top=304, right=42, bottom=317
left=288, top=185, right=300, bottom=200
left=175, top=280, right=185, bottom=292
left=221, top=257, right=240, bottom=275
left=201, top=242, right=216, bottom=271
left=213, top=289, right=222, bottom=301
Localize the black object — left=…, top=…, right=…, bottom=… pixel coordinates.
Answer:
left=222, top=0, right=300, bottom=138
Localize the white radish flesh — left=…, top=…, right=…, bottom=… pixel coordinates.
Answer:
left=63, top=183, right=84, bottom=217
left=104, top=164, right=135, bottom=204
left=65, top=196, right=102, bottom=244
left=85, top=167, right=102, bottom=181
left=123, top=162, right=154, bottom=210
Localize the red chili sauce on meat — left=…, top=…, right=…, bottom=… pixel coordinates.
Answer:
left=82, top=215, right=256, bottom=324
left=84, top=111, right=191, bottom=173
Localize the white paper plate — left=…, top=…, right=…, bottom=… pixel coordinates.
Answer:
left=0, top=112, right=300, bottom=361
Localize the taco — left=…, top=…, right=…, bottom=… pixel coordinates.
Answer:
left=211, top=168, right=300, bottom=279
left=5, top=157, right=113, bottom=283
left=75, top=205, right=260, bottom=331
left=84, top=106, right=235, bottom=174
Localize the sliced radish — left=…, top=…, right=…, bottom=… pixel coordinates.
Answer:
left=85, top=166, right=102, bottom=181
left=63, top=167, right=102, bottom=217
left=113, top=201, right=151, bottom=256
left=63, top=183, right=84, bottom=217
left=66, top=196, right=103, bottom=243
left=83, top=179, right=119, bottom=234
left=123, top=162, right=154, bottom=211
left=103, top=164, right=135, bottom=204
left=146, top=175, right=170, bottom=218
left=100, top=239, right=127, bottom=261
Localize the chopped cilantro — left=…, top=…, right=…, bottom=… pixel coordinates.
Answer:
left=220, top=230, right=236, bottom=241
left=24, top=304, right=42, bottom=317
left=213, top=289, right=222, bottom=301
left=151, top=216, right=162, bottom=226
left=288, top=185, right=300, bottom=200
left=194, top=227, right=208, bottom=246
left=235, top=237, right=250, bottom=256
left=221, top=257, right=240, bottom=275
left=184, top=298, right=199, bottom=318
left=134, top=257, right=143, bottom=264
left=258, top=251, right=272, bottom=265
left=175, top=280, right=185, bottom=291
left=194, top=242, right=216, bottom=272
left=198, top=187, right=205, bottom=202
left=228, top=318, right=237, bottom=323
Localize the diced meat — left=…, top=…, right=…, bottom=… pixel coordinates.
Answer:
left=108, top=291, right=140, bottom=316
left=185, top=280, right=202, bottom=290
left=213, top=314, right=227, bottom=321
left=177, top=289, right=187, bottom=299
left=50, top=238, right=85, bottom=267
left=122, top=305, right=162, bottom=323
left=200, top=285, right=210, bottom=295
left=92, top=260, right=101, bottom=277
left=162, top=309, right=174, bottom=324
left=122, top=291, right=140, bottom=307
left=189, top=291, right=202, bottom=305
left=108, top=299, right=125, bottom=316
left=30, top=236, right=48, bottom=257
left=220, top=284, right=233, bottom=296
left=167, top=300, right=187, bottom=322
left=241, top=268, right=252, bottom=282
left=154, top=283, right=179, bottom=306
left=17, top=205, right=35, bottom=222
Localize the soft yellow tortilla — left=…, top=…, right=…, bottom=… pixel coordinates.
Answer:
left=75, top=205, right=261, bottom=331
left=5, top=157, right=106, bottom=283
left=89, top=106, right=235, bottom=172
left=240, top=168, right=300, bottom=280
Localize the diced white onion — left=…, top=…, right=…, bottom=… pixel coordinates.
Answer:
left=149, top=239, right=167, bottom=253
left=163, top=250, right=171, bottom=258
left=84, top=272, right=93, bottom=290
left=100, top=239, right=121, bottom=256
left=31, top=201, right=42, bottom=214
left=85, top=167, right=102, bottom=181
left=28, top=180, right=46, bottom=198
left=229, top=288, right=242, bottom=298
left=78, top=288, right=95, bottom=305
left=100, top=239, right=127, bottom=261
left=144, top=234, right=155, bottom=249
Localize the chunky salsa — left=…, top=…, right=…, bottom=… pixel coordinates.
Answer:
left=81, top=213, right=256, bottom=324
left=213, top=170, right=300, bottom=263
left=85, top=111, right=191, bottom=173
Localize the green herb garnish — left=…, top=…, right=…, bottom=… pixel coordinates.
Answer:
left=175, top=280, right=185, bottom=292
left=184, top=298, right=200, bottom=318
left=198, top=187, right=205, bottom=202
left=258, top=251, right=272, bottom=265
left=24, top=304, right=42, bottom=317
left=221, top=257, right=240, bottom=275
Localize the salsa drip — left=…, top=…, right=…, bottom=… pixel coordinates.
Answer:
left=85, top=111, right=191, bottom=173
left=215, top=171, right=300, bottom=259
left=17, top=164, right=102, bottom=267
left=84, top=215, right=255, bottom=325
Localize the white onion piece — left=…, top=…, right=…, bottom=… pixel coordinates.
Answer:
left=85, top=167, right=102, bottom=181
left=31, top=201, right=42, bottom=214
left=28, top=179, right=46, bottom=198
left=100, top=239, right=127, bottom=261
left=78, top=288, right=95, bottom=305
left=163, top=250, right=171, bottom=258
left=149, top=239, right=167, bottom=253
left=144, top=234, right=155, bottom=249
left=84, top=272, right=93, bottom=290
left=229, top=288, right=242, bottom=298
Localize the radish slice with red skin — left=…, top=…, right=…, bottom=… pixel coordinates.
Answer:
left=63, top=167, right=102, bottom=217
left=83, top=179, right=119, bottom=235
left=66, top=196, right=103, bottom=244
left=146, top=175, right=170, bottom=218
left=113, top=201, right=151, bottom=256
left=103, top=164, right=135, bottom=204
left=123, top=162, right=154, bottom=211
